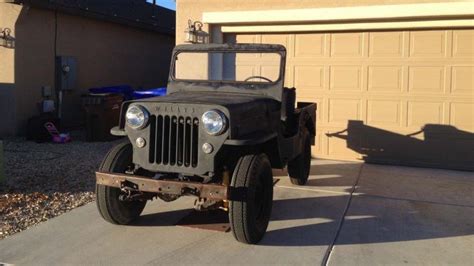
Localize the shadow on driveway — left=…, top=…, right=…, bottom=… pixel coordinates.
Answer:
left=262, top=195, right=474, bottom=246
left=127, top=161, right=474, bottom=248
left=127, top=193, right=474, bottom=247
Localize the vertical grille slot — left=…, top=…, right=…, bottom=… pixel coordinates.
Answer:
left=177, top=117, right=184, bottom=166
left=192, top=118, right=199, bottom=167
left=150, top=113, right=199, bottom=168
left=155, top=116, right=163, bottom=164
left=184, top=117, right=191, bottom=167
left=162, top=116, right=170, bottom=165
left=169, top=116, right=177, bottom=165
left=148, top=115, right=156, bottom=163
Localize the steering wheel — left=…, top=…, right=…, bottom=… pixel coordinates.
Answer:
left=244, top=76, right=273, bottom=82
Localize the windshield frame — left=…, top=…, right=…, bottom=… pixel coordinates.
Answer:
left=167, top=43, right=287, bottom=102
left=171, top=50, right=283, bottom=85
left=170, top=44, right=286, bottom=85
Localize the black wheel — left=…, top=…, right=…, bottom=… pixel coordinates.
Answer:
left=229, top=153, right=273, bottom=244
left=288, top=129, right=311, bottom=185
left=96, top=142, right=146, bottom=225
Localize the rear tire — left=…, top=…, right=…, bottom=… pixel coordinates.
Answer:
left=288, top=129, right=311, bottom=185
left=96, top=142, right=146, bottom=225
left=229, top=153, right=273, bottom=244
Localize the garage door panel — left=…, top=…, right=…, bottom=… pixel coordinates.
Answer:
left=369, top=32, right=404, bottom=58
left=450, top=102, right=474, bottom=131
left=294, top=65, right=325, bottom=89
left=408, top=66, right=446, bottom=93
left=328, top=98, right=361, bottom=124
left=330, top=33, right=365, bottom=58
left=451, top=66, right=474, bottom=94
left=452, top=30, right=474, bottom=58
left=407, top=101, right=444, bottom=127
left=367, top=100, right=401, bottom=127
left=294, top=33, right=327, bottom=58
left=368, top=66, right=403, bottom=92
left=409, top=30, right=448, bottom=58
left=330, top=66, right=362, bottom=91
left=296, top=88, right=323, bottom=100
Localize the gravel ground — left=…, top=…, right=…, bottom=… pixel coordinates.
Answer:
left=0, top=133, right=122, bottom=239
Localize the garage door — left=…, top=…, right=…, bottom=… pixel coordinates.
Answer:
left=226, top=30, right=474, bottom=170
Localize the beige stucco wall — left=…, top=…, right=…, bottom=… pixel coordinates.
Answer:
left=0, top=3, right=22, bottom=136
left=13, top=7, right=56, bottom=134
left=0, top=3, right=21, bottom=136
left=0, top=3, right=19, bottom=84
left=0, top=3, right=175, bottom=136
left=54, top=10, right=175, bottom=124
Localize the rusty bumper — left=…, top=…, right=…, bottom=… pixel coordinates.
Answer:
left=96, top=172, right=228, bottom=200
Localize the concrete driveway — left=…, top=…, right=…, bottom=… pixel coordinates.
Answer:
left=0, top=159, right=473, bottom=265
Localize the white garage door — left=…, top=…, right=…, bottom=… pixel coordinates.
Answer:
left=226, top=30, right=474, bottom=170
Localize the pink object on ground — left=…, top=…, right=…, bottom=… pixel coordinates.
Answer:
left=44, top=122, right=71, bottom=143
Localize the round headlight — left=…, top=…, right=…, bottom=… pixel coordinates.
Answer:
left=202, top=110, right=227, bottom=135
left=126, top=105, right=149, bottom=130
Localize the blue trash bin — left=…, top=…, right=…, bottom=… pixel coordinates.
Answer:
left=132, top=87, right=167, bottom=99
left=88, top=85, right=134, bottom=100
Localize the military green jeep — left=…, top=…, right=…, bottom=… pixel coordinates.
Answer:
left=96, top=43, right=316, bottom=244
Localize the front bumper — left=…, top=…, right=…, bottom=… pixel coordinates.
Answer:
left=96, top=171, right=228, bottom=200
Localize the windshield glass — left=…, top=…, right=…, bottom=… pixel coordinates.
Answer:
left=173, top=51, right=282, bottom=83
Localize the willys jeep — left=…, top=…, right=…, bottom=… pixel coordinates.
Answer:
left=95, top=43, right=317, bottom=244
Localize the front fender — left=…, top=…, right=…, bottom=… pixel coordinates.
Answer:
left=224, top=133, right=277, bottom=146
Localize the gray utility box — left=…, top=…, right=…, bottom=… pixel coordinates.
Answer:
left=56, top=56, right=77, bottom=91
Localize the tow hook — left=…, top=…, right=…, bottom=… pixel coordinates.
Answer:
left=120, top=180, right=139, bottom=191
left=119, top=180, right=143, bottom=201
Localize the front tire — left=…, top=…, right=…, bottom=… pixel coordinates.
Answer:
left=229, top=153, right=273, bottom=244
left=96, top=142, right=146, bottom=225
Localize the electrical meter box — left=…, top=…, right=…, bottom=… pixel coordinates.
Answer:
left=56, top=56, right=77, bottom=91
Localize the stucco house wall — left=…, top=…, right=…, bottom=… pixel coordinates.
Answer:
left=0, top=3, right=21, bottom=136
left=0, top=2, right=175, bottom=136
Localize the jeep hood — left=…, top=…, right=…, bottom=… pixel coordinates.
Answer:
left=138, top=91, right=280, bottom=113
left=136, top=91, right=280, bottom=139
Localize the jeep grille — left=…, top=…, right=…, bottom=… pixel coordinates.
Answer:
left=149, top=115, right=199, bottom=167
